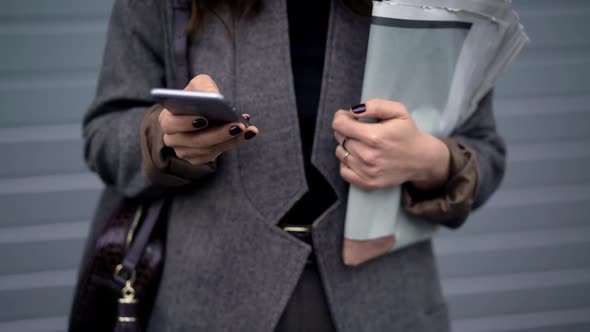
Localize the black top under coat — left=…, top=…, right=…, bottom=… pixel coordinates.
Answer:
left=279, top=0, right=337, bottom=226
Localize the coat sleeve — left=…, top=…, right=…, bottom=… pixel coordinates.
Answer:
left=402, top=90, right=507, bottom=228
left=453, top=90, right=507, bottom=209
left=83, top=0, right=214, bottom=198
left=140, top=104, right=216, bottom=187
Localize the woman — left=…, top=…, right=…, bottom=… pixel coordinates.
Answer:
left=81, top=0, right=506, bottom=331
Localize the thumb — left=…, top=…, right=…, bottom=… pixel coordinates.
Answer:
left=350, top=99, right=409, bottom=121
left=185, top=74, right=220, bottom=93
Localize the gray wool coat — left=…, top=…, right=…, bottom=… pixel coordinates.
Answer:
left=82, top=0, right=506, bottom=331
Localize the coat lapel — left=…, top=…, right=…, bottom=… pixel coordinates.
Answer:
left=312, top=1, right=371, bottom=203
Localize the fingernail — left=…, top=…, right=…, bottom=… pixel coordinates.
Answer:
left=229, top=126, right=243, bottom=136
left=244, top=131, right=257, bottom=140
left=242, top=114, right=251, bottom=122
left=192, top=118, right=207, bottom=129
left=351, top=104, right=366, bottom=114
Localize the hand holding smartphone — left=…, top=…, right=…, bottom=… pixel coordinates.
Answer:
left=151, top=78, right=258, bottom=166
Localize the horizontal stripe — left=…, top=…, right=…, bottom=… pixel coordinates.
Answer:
left=438, top=242, right=590, bottom=279
left=443, top=268, right=590, bottom=296
left=503, top=160, right=590, bottom=189
left=453, top=307, right=590, bottom=332
left=0, top=188, right=100, bottom=228
left=435, top=226, right=590, bottom=254
left=447, top=282, right=590, bottom=320
left=0, top=19, right=107, bottom=35
left=486, top=184, right=590, bottom=208
left=496, top=58, right=590, bottom=98
left=0, top=75, right=95, bottom=128
left=507, top=140, right=590, bottom=162
left=0, top=70, right=97, bottom=89
left=0, top=0, right=113, bottom=18
left=499, top=114, right=590, bottom=145
left=0, top=173, right=102, bottom=195
left=372, top=16, right=471, bottom=30
left=0, top=124, right=80, bottom=144
left=514, top=0, right=590, bottom=15
left=0, top=286, right=74, bottom=322
left=0, top=221, right=89, bottom=244
left=0, top=30, right=106, bottom=74
left=0, top=238, right=86, bottom=276
left=495, top=95, right=590, bottom=117
left=0, top=316, right=67, bottom=332
left=458, top=199, right=590, bottom=235
left=0, top=269, right=76, bottom=292
left=0, top=140, right=86, bottom=178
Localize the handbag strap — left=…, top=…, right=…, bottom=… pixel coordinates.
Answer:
left=114, top=1, right=191, bottom=286
left=116, top=199, right=165, bottom=284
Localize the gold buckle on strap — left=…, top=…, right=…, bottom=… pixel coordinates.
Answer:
left=282, top=225, right=310, bottom=233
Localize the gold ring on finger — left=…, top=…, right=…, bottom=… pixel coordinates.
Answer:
left=343, top=150, right=351, bottom=162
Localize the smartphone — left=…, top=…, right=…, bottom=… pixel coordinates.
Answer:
left=150, top=88, right=246, bottom=124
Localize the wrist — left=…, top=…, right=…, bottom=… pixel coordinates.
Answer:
left=411, top=134, right=451, bottom=191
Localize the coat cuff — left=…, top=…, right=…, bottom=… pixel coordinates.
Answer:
left=402, top=138, right=479, bottom=229
left=140, top=104, right=216, bottom=187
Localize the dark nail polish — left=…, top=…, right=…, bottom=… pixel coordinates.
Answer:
left=351, top=104, right=366, bottom=114
left=192, top=118, right=207, bottom=129
left=244, top=131, right=257, bottom=140
left=229, top=126, right=243, bottom=136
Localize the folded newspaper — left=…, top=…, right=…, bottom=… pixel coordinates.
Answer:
left=343, top=0, right=529, bottom=266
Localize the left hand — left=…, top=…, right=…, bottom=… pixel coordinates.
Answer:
left=332, top=99, right=450, bottom=192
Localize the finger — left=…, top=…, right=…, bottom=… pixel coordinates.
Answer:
left=335, top=144, right=379, bottom=180
left=334, top=131, right=346, bottom=146
left=339, top=163, right=378, bottom=192
left=335, top=132, right=353, bottom=153
left=337, top=137, right=377, bottom=167
left=164, top=122, right=255, bottom=149
left=209, top=126, right=258, bottom=154
left=171, top=127, right=259, bottom=163
left=332, top=109, right=382, bottom=146
left=159, top=108, right=208, bottom=135
left=350, top=99, right=410, bottom=121
left=335, top=144, right=364, bottom=173
left=173, top=146, right=211, bottom=160
left=185, top=74, right=220, bottom=93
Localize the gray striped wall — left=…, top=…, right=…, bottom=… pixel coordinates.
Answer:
left=433, top=1, right=590, bottom=331
left=0, top=0, right=589, bottom=331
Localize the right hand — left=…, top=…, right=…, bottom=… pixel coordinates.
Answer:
left=159, top=74, right=259, bottom=165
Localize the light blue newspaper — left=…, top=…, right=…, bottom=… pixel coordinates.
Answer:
left=343, top=0, right=528, bottom=263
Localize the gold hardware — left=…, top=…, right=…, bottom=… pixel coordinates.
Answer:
left=121, top=280, right=137, bottom=301
left=125, top=205, right=144, bottom=251
left=118, top=317, right=137, bottom=323
left=119, top=296, right=137, bottom=304
left=282, top=226, right=310, bottom=233
left=113, top=264, right=137, bottom=285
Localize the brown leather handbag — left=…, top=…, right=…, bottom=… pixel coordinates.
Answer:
left=68, top=199, right=167, bottom=332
